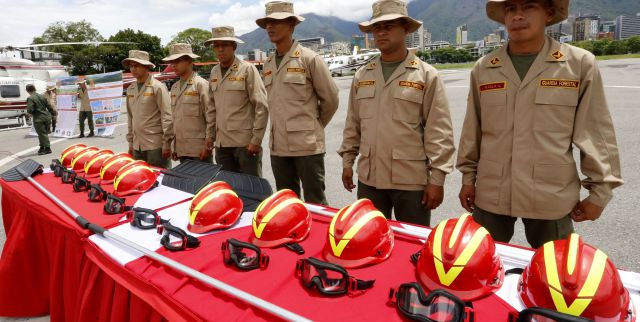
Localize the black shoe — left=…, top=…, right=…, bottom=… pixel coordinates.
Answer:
left=79, top=133, right=85, bottom=138
left=37, top=147, right=44, bottom=155
left=88, top=132, right=95, bottom=137
left=43, top=147, right=52, bottom=155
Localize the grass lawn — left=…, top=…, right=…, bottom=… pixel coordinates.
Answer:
left=595, top=53, right=640, bottom=60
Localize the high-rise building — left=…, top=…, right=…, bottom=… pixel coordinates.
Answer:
left=405, top=25, right=427, bottom=51
left=615, top=14, right=640, bottom=40
left=600, top=21, right=616, bottom=33
left=573, top=15, right=600, bottom=42
left=456, top=24, right=468, bottom=45
left=247, top=49, right=268, bottom=62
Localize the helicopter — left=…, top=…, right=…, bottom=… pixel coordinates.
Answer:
left=0, top=42, right=132, bottom=126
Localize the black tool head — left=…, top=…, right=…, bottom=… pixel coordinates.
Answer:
left=0, top=159, right=44, bottom=182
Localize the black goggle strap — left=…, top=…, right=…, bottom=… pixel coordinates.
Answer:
left=222, top=239, right=270, bottom=268
left=284, top=242, right=305, bottom=255
left=348, top=276, right=375, bottom=292
left=73, top=177, right=91, bottom=192
left=104, top=194, right=132, bottom=214
left=509, top=307, right=594, bottom=322
left=410, top=249, right=422, bottom=266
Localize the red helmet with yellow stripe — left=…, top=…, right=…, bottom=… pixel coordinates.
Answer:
left=416, top=213, right=504, bottom=301
left=99, top=153, right=134, bottom=183
left=70, top=146, right=100, bottom=172
left=113, top=161, right=158, bottom=196
left=60, top=144, right=87, bottom=168
left=188, top=181, right=243, bottom=233
left=322, top=199, right=394, bottom=268
left=83, top=149, right=114, bottom=178
left=518, top=234, right=635, bottom=321
left=249, top=189, right=311, bottom=248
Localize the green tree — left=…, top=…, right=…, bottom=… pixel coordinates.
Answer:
left=100, top=29, right=165, bottom=72
left=32, top=20, right=105, bottom=74
left=625, top=36, right=640, bottom=53
left=169, top=28, right=216, bottom=62
left=592, top=40, right=609, bottom=56
left=605, top=40, right=628, bottom=55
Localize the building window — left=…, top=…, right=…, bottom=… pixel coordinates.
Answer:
left=0, top=85, right=21, bottom=98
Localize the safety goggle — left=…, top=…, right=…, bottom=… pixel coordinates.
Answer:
left=389, top=282, right=474, bottom=322
left=50, top=159, right=65, bottom=177
left=156, top=222, right=200, bottom=252
left=88, top=184, right=108, bottom=202
left=126, top=207, right=167, bottom=230
left=294, top=257, right=375, bottom=296
left=61, top=169, right=77, bottom=183
left=509, top=308, right=595, bottom=322
left=104, top=194, right=131, bottom=215
left=73, top=177, right=91, bottom=192
left=221, top=238, right=270, bottom=271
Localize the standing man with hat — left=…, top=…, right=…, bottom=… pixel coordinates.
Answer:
left=338, top=0, right=455, bottom=226
left=162, top=43, right=214, bottom=163
left=77, top=80, right=94, bottom=137
left=123, top=50, right=173, bottom=168
left=205, top=26, right=269, bottom=176
left=256, top=1, right=339, bottom=204
left=25, top=84, right=54, bottom=155
left=44, top=84, right=58, bottom=132
left=457, top=0, right=623, bottom=248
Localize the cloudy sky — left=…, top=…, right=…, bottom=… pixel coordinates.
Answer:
left=0, top=0, right=382, bottom=47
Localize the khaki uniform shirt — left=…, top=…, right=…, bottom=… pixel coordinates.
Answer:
left=126, top=76, right=174, bottom=151
left=78, top=88, right=91, bottom=112
left=456, top=36, right=623, bottom=220
left=169, top=73, right=213, bottom=158
left=338, top=53, right=456, bottom=191
left=262, top=41, right=339, bottom=157
left=209, top=57, right=269, bottom=148
left=44, top=92, right=57, bottom=116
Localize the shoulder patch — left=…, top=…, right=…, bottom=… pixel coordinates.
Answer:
left=409, top=60, right=419, bottom=66
left=539, top=79, right=579, bottom=89
left=292, top=50, right=301, bottom=58
left=479, top=81, right=506, bottom=92
left=490, top=57, right=501, bottom=65
left=263, top=70, right=272, bottom=77
left=231, top=63, right=239, bottom=71
left=367, top=62, right=377, bottom=70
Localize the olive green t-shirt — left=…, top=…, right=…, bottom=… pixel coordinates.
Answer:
left=220, top=66, right=230, bottom=77
left=381, top=60, right=404, bottom=82
left=275, top=55, right=284, bottom=68
left=509, top=53, right=538, bottom=81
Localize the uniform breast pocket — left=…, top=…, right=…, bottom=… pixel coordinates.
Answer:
left=356, top=86, right=375, bottom=119
left=182, top=96, right=201, bottom=117
left=479, top=90, right=507, bottom=132
left=534, top=88, right=578, bottom=133
left=283, top=73, right=308, bottom=101
left=392, top=86, right=423, bottom=124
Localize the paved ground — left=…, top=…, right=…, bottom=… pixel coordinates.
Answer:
left=0, top=59, right=639, bottom=319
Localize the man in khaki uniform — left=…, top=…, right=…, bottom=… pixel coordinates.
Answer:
left=205, top=26, right=269, bottom=176
left=123, top=50, right=174, bottom=168
left=44, top=85, right=58, bottom=132
left=162, top=43, right=214, bottom=163
left=77, top=80, right=94, bottom=137
left=256, top=1, right=339, bottom=204
left=457, top=0, right=623, bottom=248
left=338, top=0, right=455, bottom=226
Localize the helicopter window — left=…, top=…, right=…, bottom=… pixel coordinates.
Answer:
left=0, top=85, right=20, bottom=98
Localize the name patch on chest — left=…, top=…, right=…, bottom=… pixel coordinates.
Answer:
left=211, top=79, right=218, bottom=83
left=399, top=81, right=425, bottom=91
left=358, top=80, right=375, bottom=87
left=228, top=77, right=245, bottom=82
left=184, top=91, right=198, bottom=96
left=287, top=67, right=305, bottom=73
left=539, top=79, right=580, bottom=89
left=479, top=82, right=506, bottom=92
left=143, top=92, right=155, bottom=97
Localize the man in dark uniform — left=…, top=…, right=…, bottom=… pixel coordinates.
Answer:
left=26, top=84, right=54, bottom=155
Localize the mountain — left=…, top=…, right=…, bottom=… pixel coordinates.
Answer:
left=237, top=0, right=640, bottom=53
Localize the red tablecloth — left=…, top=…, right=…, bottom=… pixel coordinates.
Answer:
left=0, top=173, right=158, bottom=320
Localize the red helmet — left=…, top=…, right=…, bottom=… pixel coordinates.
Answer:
left=188, top=182, right=243, bottom=233
left=322, top=199, right=394, bottom=268
left=70, top=146, right=100, bottom=172
left=83, top=149, right=115, bottom=178
left=519, top=233, right=635, bottom=321
left=59, top=144, right=87, bottom=168
left=113, top=162, right=158, bottom=196
left=100, top=153, right=134, bottom=184
left=416, top=213, right=504, bottom=301
left=249, top=189, right=311, bottom=248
